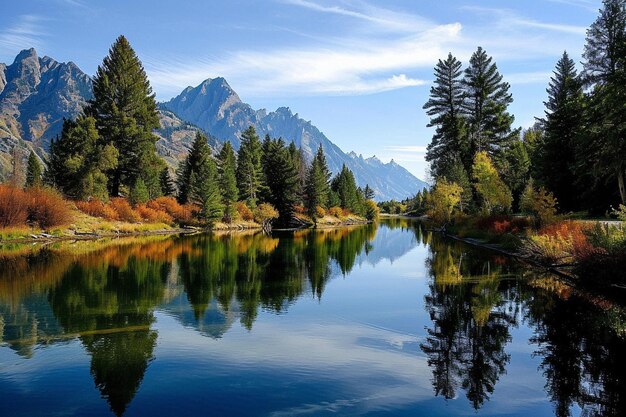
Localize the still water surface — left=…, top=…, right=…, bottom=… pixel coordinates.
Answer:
left=0, top=219, right=625, bottom=416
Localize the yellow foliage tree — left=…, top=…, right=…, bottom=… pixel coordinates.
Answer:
left=472, top=151, right=512, bottom=213
left=426, top=178, right=463, bottom=224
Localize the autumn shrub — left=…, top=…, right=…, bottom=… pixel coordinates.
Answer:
left=328, top=206, right=344, bottom=217
left=315, top=206, right=326, bottom=218
left=236, top=201, right=254, bottom=221
left=364, top=199, right=380, bottom=221
left=135, top=204, right=173, bottom=224
left=342, top=208, right=353, bottom=217
left=254, top=203, right=279, bottom=228
left=147, top=197, right=191, bottom=224
left=293, top=205, right=306, bottom=215
left=522, top=220, right=593, bottom=265
left=576, top=223, right=626, bottom=284
left=520, top=181, right=558, bottom=226
left=0, top=185, right=29, bottom=228
left=27, top=187, right=72, bottom=228
left=76, top=199, right=119, bottom=220
left=109, top=198, right=140, bottom=222
left=475, top=214, right=532, bottom=235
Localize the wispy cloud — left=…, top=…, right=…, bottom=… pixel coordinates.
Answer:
left=546, top=0, right=599, bottom=12
left=280, top=0, right=431, bottom=33
left=384, top=146, right=427, bottom=153
left=506, top=71, right=553, bottom=85
left=0, top=15, right=46, bottom=54
left=145, top=22, right=459, bottom=98
left=462, top=6, right=587, bottom=35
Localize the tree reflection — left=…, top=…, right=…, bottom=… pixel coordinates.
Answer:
left=420, top=235, right=518, bottom=409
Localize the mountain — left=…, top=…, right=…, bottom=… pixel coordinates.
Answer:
left=0, top=49, right=427, bottom=200
left=0, top=48, right=92, bottom=178
left=162, top=78, right=428, bottom=200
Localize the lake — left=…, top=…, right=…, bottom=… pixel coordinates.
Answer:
left=0, top=218, right=624, bottom=417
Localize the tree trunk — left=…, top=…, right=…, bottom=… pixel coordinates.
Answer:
left=618, top=167, right=626, bottom=205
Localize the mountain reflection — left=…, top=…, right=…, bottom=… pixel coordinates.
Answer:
left=0, top=221, right=625, bottom=416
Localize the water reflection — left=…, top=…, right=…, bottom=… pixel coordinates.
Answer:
left=0, top=220, right=625, bottom=416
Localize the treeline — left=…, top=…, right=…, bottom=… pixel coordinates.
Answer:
left=16, top=35, right=378, bottom=228
left=422, top=0, right=626, bottom=218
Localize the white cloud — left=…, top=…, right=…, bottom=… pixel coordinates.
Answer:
left=145, top=22, right=460, bottom=99
left=0, top=15, right=46, bottom=54
left=506, top=71, right=552, bottom=85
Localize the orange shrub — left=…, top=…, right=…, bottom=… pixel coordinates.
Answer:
left=538, top=221, right=593, bottom=258
left=328, top=206, right=343, bottom=217
left=146, top=197, right=191, bottom=223
left=27, top=187, right=72, bottom=228
left=293, top=204, right=306, bottom=215
left=236, top=201, right=254, bottom=221
left=475, top=214, right=532, bottom=235
left=109, top=198, right=140, bottom=223
left=342, top=208, right=352, bottom=217
left=136, top=204, right=174, bottom=224
left=76, top=199, right=119, bottom=220
left=315, top=206, right=326, bottom=217
left=0, top=185, right=29, bottom=228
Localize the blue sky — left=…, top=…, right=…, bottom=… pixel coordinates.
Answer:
left=0, top=0, right=601, bottom=179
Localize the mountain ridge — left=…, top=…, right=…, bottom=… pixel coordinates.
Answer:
left=0, top=49, right=427, bottom=200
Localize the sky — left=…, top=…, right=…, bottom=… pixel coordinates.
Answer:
left=0, top=0, right=602, bottom=180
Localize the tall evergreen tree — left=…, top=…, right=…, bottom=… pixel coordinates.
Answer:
left=25, top=151, right=42, bottom=188
left=47, top=117, right=118, bottom=200
left=537, top=52, right=584, bottom=211
left=159, top=168, right=175, bottom=197
left=287, top=142, right=308, bottom=205
left=217, top=141, right=239, bottom=222
left=236, top=126, right=264, bottom=206
left=191, top=158, right=224, bottom=225
left=424, top=53, right=467, bottom=178
left=364, top=184, right=375, bottom=200
left=462, top=47, right=517, bottom=169
left=306, top=145, right=332, bottom=218
left=177, top=132, right=212, bottom=204
left=332, top=164, right=360, bottom=212
left=581, top=0, right=626, bottom=204
left=85, top=35, right=163, bottom=197
left=262, top=138, right=299, bottom=226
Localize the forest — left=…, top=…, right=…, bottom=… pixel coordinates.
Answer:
left=0, top=36, right=379, bottom=235
left=379, top=0, right=626, bottom=283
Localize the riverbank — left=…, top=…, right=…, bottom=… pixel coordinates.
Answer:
left=0, top=208, right=372, bottom=244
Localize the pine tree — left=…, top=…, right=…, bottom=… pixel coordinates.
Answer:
left=364, top=184, right=375, bottom=200
left=262, top=138, right=299, bottom=226
left=236, top=126, right=264, bottom=206
left=191, top=159, right=224, bottom=226
left=177, top=132, right=212, bottom=204
left=462, top=47, right=517, bottom=169
left=537, top=52, right=583, bottom=211
left=288, top=142, right=307, bottom=205
left=217, top=141, right=238, bottom=222
left=25, top=151, right=42, bottom=188
left=424, top=53, right=467, bottom=178
left=581, top=0, right=626, bottom=204
left=332, top=164, right=360, bottom=212
left=86, top=35, right=162, bottom=197
left=306, top=145, right=331, bottom=218
left=129, top=178, right=149, bottom=205
left=159, top=168, right=175, bottom=196
left=47, top=117, right=118, bottom=200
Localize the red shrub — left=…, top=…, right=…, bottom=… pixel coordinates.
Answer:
left=538, top=221, right=594, bottom=259
left=27, top=187, right=72, bottom=228
left=293, top=205, right=306, bottom=215
left=136, top=204, right=173, bottom=224
left=109, top=198, right=140, bottom=223
left=147, top=197, right=192, bottom=224
left=475, top=214, right=532, bottom=235
left=76, top=199, right=119, bottom=220
left=0, top=185, right=29, bottom=228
